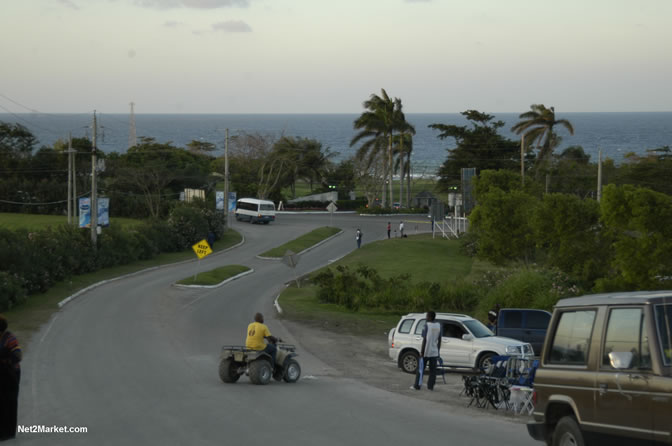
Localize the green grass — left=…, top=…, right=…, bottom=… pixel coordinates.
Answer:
left=278, top=234, right=490, bottom=335
left=177, top=265, right=250, bottom=286
left=279, top=286, right=401, bottom=336
left=0, top=213, right=142, bottom=231
left=4, top=229, right=243, bottom=345
left=312, top=233, right=474, bottom=283
left=259, top=227, right=341, bottom=258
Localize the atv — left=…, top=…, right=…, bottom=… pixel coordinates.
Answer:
left=218, top=342, right=301, bottom=385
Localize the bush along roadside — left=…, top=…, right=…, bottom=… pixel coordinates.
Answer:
left=0, top=203, right=227, bottom=311
left=311, top=263, right=583, bottom=317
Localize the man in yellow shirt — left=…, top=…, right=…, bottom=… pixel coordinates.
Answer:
left=246, top=313, right=277, bottom=366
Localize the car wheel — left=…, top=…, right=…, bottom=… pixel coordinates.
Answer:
left=400, top=351, right=419, bottom=374
left=477, top=352, right=495, bottom=371
left=218, top=358, right=240, bottom=383
left=283, top=359, right=301, bottom=383
left=552, top=416, right=584, bottom=446
left=249, top=359, right=272, bottom=385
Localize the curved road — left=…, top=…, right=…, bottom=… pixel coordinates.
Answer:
left=17, top=214, right=535, bottom=445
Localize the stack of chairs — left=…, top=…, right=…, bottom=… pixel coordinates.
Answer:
left=462, top=355, right=512, bottom=410
left=462, top=355, right=539, bottom=414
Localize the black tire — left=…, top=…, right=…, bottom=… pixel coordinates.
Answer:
left=218, top=358, right=240, bottom=383
left=400, top=350, right=419, bottom=374
left=283, top=359, right=301, bottom=383
left=263, top=221, right=269, bottom=225
left=249, top=359, right=272, bottom=385
left=477, top=352, right=496, bottom=371
left=552, top=416, right=584, bottom=446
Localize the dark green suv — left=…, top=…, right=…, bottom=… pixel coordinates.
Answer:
left=528, top=291, right=672, bottom=445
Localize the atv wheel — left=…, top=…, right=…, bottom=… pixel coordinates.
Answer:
left=249, top=359, right=272, bottom=385
left=219, top=358, right=240, bottom=383
left=283, top=359, right=301, bottom=383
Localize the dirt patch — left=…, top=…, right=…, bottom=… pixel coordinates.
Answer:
left=281, top=319, right=530, bottom=423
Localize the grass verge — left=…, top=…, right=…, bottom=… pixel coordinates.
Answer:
left=278, top=234, right=488, bottom=335
left=0, top=213, right=143, bottom=231
left=259, top=226, right=341, bottom=258
left=4, top=229, right=243, bottom=344
left=177, top=265, right=250, bottom=286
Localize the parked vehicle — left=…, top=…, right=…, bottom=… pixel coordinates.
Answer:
left=527, top=291, right=672, bottom=446
left=388, top=312, right=534, bottom=374
left=494, top=308, right=552, bottom=356
left=235, top=198, right=276, bottom=224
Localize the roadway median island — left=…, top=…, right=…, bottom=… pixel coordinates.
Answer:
left=258, top=226, right=341, bottom=258
left=176, top=265, right=251, bottom=286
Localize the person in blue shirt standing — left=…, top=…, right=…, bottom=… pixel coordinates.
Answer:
left=411, top=311, right=442, bottom=390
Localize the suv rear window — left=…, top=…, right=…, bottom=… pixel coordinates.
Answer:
left=655, top=304, right=672, bottom=366
left=549, top=310, right=596, bottom=365
left=602, top=308, right=651, bottom=369
left=398, top=319, right=414, bottom=334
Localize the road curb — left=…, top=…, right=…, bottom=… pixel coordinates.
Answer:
left=172, top=268, right=254, bottom=289
left=277, top=211, right=357, bottom=215
left=256, top=229, right=344, bottom=260
left=57, top=234, right=246, bottom=308
left=274, top=286, right=287, bottom=315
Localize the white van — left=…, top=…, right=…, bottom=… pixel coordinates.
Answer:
left=235, top=198, right=276, bottom=224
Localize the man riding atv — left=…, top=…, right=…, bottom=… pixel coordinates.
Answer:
left=219, top=312, right=301, bottom=385
left=246, top=313, right=277, bottom=366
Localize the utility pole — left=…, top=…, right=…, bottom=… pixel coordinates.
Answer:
left=129, top=102, right=137, bottom=149
left=224, top=128, right=230, bottom=228
left=67, top=133, right=73, bottom=225
left=520, top=134, right=526, bottom=186
left=72, top=137, right=77, bottom=225
left=91, top=111, right=98, bottom=247
left=597, top=148, right=603, bottom=202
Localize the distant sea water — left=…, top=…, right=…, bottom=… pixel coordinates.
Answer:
left=2, top=112, right=671, bottom=172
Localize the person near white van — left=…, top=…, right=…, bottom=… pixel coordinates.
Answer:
left=411, top=311, right=442, bottom=390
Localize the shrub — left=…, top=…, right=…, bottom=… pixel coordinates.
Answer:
left=168, top=203, right=210, bottom=250
left=0, top=271, right=27, bottom=311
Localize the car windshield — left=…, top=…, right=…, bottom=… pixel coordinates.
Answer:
left=464, top=320, right=494, bottom=338
left=655, top=304, right=672, bottom=366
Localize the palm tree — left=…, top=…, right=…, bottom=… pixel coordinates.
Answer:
left=393, top=98, right=415, bottom=208
left=511, top=104, right=574, bottom=179
left=351, top=89, right=397, bottom=207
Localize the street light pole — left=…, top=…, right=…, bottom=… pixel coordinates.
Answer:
left=224, top=128, right=230, bottom=228
left=91, top=111, right=98, bottom=248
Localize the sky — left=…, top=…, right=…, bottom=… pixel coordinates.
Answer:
left=1, top=0, right=671, bottom=114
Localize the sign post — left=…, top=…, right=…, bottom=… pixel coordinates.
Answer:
left=191, top=239, right=213, bottom=280
left=282, top=249, right=300, bottom=288
left=326, top=201, right=338, bottom=228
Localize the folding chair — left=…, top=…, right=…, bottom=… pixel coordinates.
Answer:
left=437, top=357, right=447, bottom=384
left=510, top=359, right=539, bottom=415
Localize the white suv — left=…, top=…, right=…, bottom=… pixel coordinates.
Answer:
left=388, top=312, right=534, bottom=373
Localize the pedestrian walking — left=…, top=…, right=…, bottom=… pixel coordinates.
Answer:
left=356, top=228, right=362, bottom=248
left=399, top=221, right=405, bottom=238
left=0, top=315, right=22, bottom=441
left=411, top=311, right=442, bottom=391
left=387, top=222, right=391, bottom=239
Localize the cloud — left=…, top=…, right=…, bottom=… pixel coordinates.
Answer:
left=404, top=0, right=431, bottom=2
left=163, top=20, right=184, bottom=27
left=212, top=20, right=252, bottom=33
left=57, top=0, right=80, bottom=10
left=134, top=0, right=249, bottom=9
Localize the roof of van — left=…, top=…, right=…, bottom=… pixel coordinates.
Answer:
left=237, top=198, right=274, bottom=204
left=403, top=312, right=473, bottom=320
left=556, top=290, right=672, bottom=308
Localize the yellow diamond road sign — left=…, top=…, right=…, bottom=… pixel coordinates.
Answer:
left=192, top=239, right=213, bottom=259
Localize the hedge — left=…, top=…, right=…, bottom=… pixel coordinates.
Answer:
left=0, top=204, right=226, bottom=311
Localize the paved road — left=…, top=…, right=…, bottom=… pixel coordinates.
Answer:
left=17, top=214, right=535, bottom=445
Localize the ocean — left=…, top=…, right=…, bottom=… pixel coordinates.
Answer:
left=2, top=112, right=671, bottom=172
